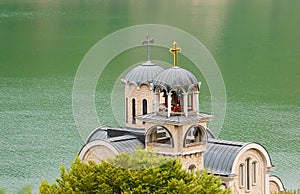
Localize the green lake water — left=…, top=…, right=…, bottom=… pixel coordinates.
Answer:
left=0, top=0, right=299, bottom=192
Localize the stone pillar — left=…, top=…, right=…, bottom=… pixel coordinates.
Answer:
left=265, top=172, right=270, bottom=194
left=168, top=93, right=171, bottom=117
left=183, top=93, right=188, bottom=117
left=194, top=91, right=199, bottom=112
left=153, top=92, right=159, bottom=113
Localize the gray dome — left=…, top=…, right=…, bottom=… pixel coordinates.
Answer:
left=122, top=61, right=164, bottom=87
left=153, top=66, right=200, bottom=92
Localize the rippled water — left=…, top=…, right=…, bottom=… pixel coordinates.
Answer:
left=0, top=0, right=299, bottom=192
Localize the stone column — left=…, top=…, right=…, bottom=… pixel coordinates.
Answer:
left=265, top=172, right=270, bottom=194
left=194, top=91, right=199, bottom=112
left=183, top=93, right=188, bottom=117
left=153, top=92, right=159, bottom=113
left=168, top=93, right=171, bottom=117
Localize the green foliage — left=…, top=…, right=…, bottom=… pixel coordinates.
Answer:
left=39, top=149, right=231, bottom=194
left=273, top=188, right=300, bottom=194
left=108, top=148, right=172, bottom=170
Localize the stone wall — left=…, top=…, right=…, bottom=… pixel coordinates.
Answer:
left=231, top=148, right=267, bottom=194
left=125, top=84, right=153, bottom=128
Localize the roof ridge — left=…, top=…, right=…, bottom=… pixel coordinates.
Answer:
left=208, top=139, right=249, bottom=147
left=108, top=135, right=137, bottom=142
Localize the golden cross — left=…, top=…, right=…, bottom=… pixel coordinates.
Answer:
left=169, top=42, right=181, bottom=67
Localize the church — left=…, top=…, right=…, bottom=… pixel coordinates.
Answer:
left=79, top=36, right=284, bottom=194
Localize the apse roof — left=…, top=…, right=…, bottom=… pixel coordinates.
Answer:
left=152, top=66, right=200, bottom=92
left=86, top=127, right=108, bottom=143
left=204, top=139, right=249, bottom=176
left=86, top=126, right=145, bottom=144
left=83, top=127, right=145, bottom=155
left=122, top=61, right=164, bottom=87
left=101, top=135, right=145, bottom=153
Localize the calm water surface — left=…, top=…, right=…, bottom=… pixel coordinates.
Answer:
left=0, top=0, right=299, bottom=192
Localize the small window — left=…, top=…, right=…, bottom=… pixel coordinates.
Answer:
left=142, top=99, right=147, bottom=115
left=188, top=164, right=196, bottom=174
left=142, top=99, right=147, bottom=125
left=239, top=164, right=244, bottom=188
left=132, top=98, right=136, bottom=124
left=125, top=98, right=128, bottom=123
left=252, top=161, right=257, bottom=185
left=246, top=158, right=250, bottom=191
left=221, top=183, right=227, bottom=190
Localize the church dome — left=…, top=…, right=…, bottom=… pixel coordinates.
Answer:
left=122, top=61, right=164, bottom=87
left=153, top=66, right=200, bottom=92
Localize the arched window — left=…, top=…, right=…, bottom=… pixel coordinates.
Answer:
left=142, top=99, right=147, bottom=115
left=170, top=88, right=184, bottom=113
left=125, top=98, right=128, bottom=123
left=142, top=99, right=147, bottom=125
left=188, top=164, right=196, bottom=174
left=184, top=126, right=205, bottom=147
left=221, top=183, right=227, bottom=190
left=132, top=98, right=136, bottom=124
left=155, top=87, right=167, bottom=112
left=246, top=158, right=250, bottom=191
left=239, top=164, right=244, bottom=188
left=146, top=126, right=173, bottom=146
left=252, top=161, right=257, bottom=185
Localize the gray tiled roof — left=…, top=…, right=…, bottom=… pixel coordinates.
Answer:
left=153, top=66, right=200, bottom=92
left=86, top=126, right=145, bottom=142
left=136, top=112, right=213, bottom=125
left=204, top=139, right=249, bottom=176
left=86, top=127, right=108, bottom=143
left=84, top=127, right=144, bottom=154
left=122, top=61, right=164, bottom=86
left=85, top=126, right=251, bottom=176
left=102, top=135, right=145, bottom=153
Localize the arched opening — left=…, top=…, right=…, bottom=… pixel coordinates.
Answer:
left=125, top=98, right=128, bottom=123
left=239, top=164, right=244, bottom=188
left=155, top=86, right=168, bottom=112
left=246, top=158, right=250, bottom=191
left=188, top=164, right=196, bottom=173
left=142, top=99, right=147, bottom=125
left=187, top=86, right=197, bottom=111
left=221, top=183, right=227, bottom=190
left=142, top=99, right=147, bottom=115
left=132, top=98, right=136, bottom=124
left=184, top=125, right=206, bottom=147
left=187, top=85, right=199, bottom=112
left=146, top=126, right=173, bottom=146
left=252, top=161, right=257, bottom=185
left=170, top=88, right=184, bottom=113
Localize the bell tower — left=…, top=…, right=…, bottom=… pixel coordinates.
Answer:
left=122, top=35, right=164, bottom=128
left=137, top=42, right=213, bottom=171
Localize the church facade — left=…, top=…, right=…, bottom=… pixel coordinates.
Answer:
left=79, top=37, right=284, bottom=193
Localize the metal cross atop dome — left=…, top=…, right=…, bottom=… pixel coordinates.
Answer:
left=142, top=34, right=154, bottom=61
left=169, top=42, right=181, bottom=67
